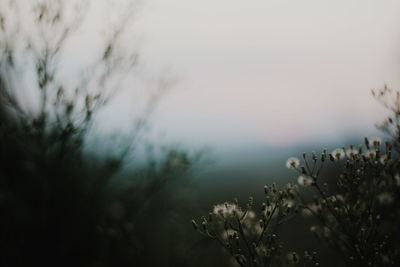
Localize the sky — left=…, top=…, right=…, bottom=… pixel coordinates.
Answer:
left=7, top=0, right=400, bottom=151
left=116, top=0, right=400, bottom=148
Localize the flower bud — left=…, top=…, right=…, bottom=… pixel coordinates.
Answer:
left=364, top=137, right=370, bottom=149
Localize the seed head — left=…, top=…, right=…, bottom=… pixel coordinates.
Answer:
left=331, top=148, right=345, bottom=161
left=297, top=175, right=313, bottom=186
left=286, top=157, right=300, bottom=169
left=346, top=148, right=359, bottom=159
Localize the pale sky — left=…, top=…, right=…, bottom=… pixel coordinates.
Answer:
left=117, top=0, right=400, bottom=147
left=12, top=0, right=400, bottom=149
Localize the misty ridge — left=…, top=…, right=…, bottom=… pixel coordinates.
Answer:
left=1, top=1, right=400, bottom=267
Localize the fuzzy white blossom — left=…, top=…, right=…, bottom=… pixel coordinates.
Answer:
left=363, top=149, right=376, bottom=159
left=213, top=202, right=243, bottom=218
left=395, top=174, right=400, bottom=187
left=246, top=210, right=256, bottom=219
left=308, top=203, right=321, bottom=213
left=286, top=252, right=299, bottom=264
left=297, top=175, right=313, bottom=186
left=369, top=137, right=381, bottom=148
left=331, top=148, right=345, bottom=160
left=286, top=157, right=300, bottom=169
left=379, top=155, right=390, bottom=165
left=283, top=199, right=295, bottom=208
left=345, top=148, right=359, bottom=159
left=263, top=204, right=278, bottom=218
left=221, top=229, right=237, bottom=241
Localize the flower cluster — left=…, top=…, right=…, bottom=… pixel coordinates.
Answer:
left=286, top=136, right=399, bottom=266
left=213, top=202, right=244, bottom=219
left=192, top=184, right=299, bottom=267
left=194, top=134, right=399, bottom=267
left=193, top=87, right=400, bottom=266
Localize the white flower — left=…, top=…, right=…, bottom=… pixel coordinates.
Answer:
left=377, top=193, right=393, bottom=205
left=213, top=202, right=243, bottom=218
left=363, top=149, right=376, bottom=159
left=286, top=157, right=300, bottom=169
left=308, top=203, right=321, bottom=213
left=331, top=148, right=345, bottom=160
left=345, top=148, right=359, bottom=159
left=246, top=210, right=256, bottom=219
left=379, top=155, right=390, bottom=165
left=395, top=174, right=400, bottom=187
left=286, top=182, right=298, bottom=190
left=287, top=252, right=299, bottom=264
left=297, top=175, right=313, bottom=186
left=221, top=229, right=237, bottom=241
left=283, top=199, right=295, bottom=208
left=369, top=137, right=381, bottom=148
left=263, top=204, right=278, bottom=218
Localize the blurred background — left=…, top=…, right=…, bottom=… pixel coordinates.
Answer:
left=100, top=0, right=400, bottom=166
left=1, top=0, right=400, bottom=266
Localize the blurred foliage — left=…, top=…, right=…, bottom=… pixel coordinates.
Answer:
left=0, top=1, right=202, bottom=267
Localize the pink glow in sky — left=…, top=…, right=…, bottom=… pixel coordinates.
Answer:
left=65, top=0, right=400, bottom=147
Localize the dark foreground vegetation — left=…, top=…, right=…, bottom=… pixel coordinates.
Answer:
left=0, top=1, right=201, bottom=266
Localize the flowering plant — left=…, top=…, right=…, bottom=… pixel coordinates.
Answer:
left=193, top=87, right=400, bottom=267
left=192, top=184, right=298, bottom=267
